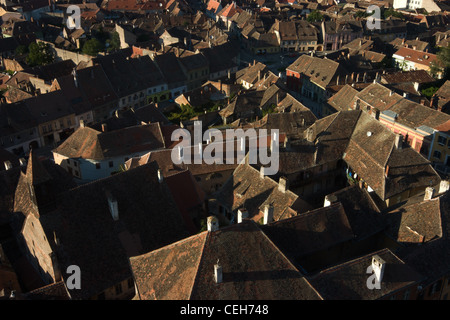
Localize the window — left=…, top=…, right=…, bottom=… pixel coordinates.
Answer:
left=96, top=163, right=101, bottom=169
left=403, top=289, right=410, bottom=300
left=438, top=136, right=447, bottom=145
left=128, top=278, right=134, bottom=289
left=109, top=161, right=114, bottom=168
left=433, top=150, right=442, bottom=159
left=115, top=283, right=122, bottom=295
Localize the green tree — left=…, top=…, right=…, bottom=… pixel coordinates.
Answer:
left=82, top=38, right=104, bottom=56
left=307, top=10, right=324, bottom=23
left=15, top=44, right=28, bottom=55
left=383, top=8, right=404, bottom=19
left=26, top=42, right=54, bottom=67
left=431, top=45, right=450, bottom=79
left=106, top=32, right=121, bottom=52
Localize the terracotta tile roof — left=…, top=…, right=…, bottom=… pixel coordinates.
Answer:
left=130, top=220, right=322, bottom=300
left=215, top=163, right=313, bottom=223
left=53, top=124, right=166, bottom=160
left=327, top=84, right=359, bottom=112
left=287, top=55, right=345, bottom=89
left=38, top=161, right=190, bottom=299
left=261, top=202, right=354, bottom=261
left=25, top=281, right=70, bottom=300
left=394, top=47, right=438, bottom=67
left=393, top=192, right=450, bottom=286
left=308, top=248, right=424, bottom=300
left=385, top=197, right=442, bottom=244
left=165, top=169, right=205, bottom=234
left=381, top=70, right=435, bottom=84
left=327, top=185, right=383, bottom=239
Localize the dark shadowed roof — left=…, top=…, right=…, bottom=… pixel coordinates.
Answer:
left=37, top=161, right=190, bottom=299
left=130, top=220, right=322, bottom=300
left=261, top=202, right=354, bottom=260
left=307, top=248, right=424, bottom=300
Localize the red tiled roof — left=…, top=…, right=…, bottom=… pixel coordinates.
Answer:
left=394, top=47, right=438, bottom=67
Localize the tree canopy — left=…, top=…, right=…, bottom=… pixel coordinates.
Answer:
left=26, top=42, right=54, bottom=67
left=82, top=38, right=104, bottom=56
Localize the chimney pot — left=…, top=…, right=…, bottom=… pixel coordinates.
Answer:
left=439, top=180, right=450, bottom=194
left=324, top=194, right=337, bottom=207
left=214, top=260, right=223, bottom=283
left=263, top=204, right=274, bottom=225
left=207, top=215, right=219, bottom=232
left=101, top=123, right=108, bottom=132
left=278, top=176, right=288, bottom=193
left=424, top=187, right=435, bottom=201
left=371, top=255, right=385, bottom=284
left=394, top=134, right=403, bottom=149
left=106, top=191, right=119, bottom=221
left=237, top=208, right=248, bottom=223
left=4, top=160, right=12, bottom=170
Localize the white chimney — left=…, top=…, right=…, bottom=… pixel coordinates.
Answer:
left=371, top=255, right=385, bottom=283
left=157, top=169, right=163, bottom=183
left=394, top=134, right=403, bottom=150
left=263, top=205, right=274, bottom=225
left=278, top=177, right=288, bottom=193
left=439, top=180, right=450, bottom=194
left=214, top=260, right=223, bottom=284
left=237, top=208, right=248, bottom=223
left=207, top=215, right=219, bottom=232
left=4, top=161, right=12, bottom=170
left=324, top=194, right=337, bottom=207
left=19, top=158, right=26, bottom=166
left=424, top=187, right=435, bottom=201
left=106, top=191, right=119, bottom=221
left=260, top=166, right=266, bottom=178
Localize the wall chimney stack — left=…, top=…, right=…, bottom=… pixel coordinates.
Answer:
left=214, top=260, right=223, bottom=284
left=424, top=187, right=435, bottom=201
left=207, top=215, right=219, bottom=232
left=237, top=208, right=248, bottom=223
left=263, top=204, right=274, bottom=225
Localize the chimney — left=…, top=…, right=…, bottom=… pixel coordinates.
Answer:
left=79, top=119, right=85, bottom=128
left=439, top=180, right=450, bottom=194
left=394, top=134, right=403, bottom=149
left=424, top=187, right=435, bottom=201
left=214, top=260, right=222, bottom=284
left=371, top=255, right=385, bottom=284
left=106, top=191, right=119, bottom=221
left=263, top=204, right=274, bottom=225
left=284, top=136, right=290, bottom=149
left=4, top=160, right=12, bottom=170
left=324, top=194, right=337, bottom=207
left=19, top=158, right=26, bottom=166
left=157, top=169, right=163, bottom=183
left=101, top=123, right=108, bottom=132
left=237, top=208, right=248, bottom=223
left=278, top=176, right=288, bottom=193
left=372, top=108, right=380, bottom=120
left=260, top=166, right=267, bottom=178
left=305, top=127, right=314, bottom=142
left=207, top=215, right=219, bottom=232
